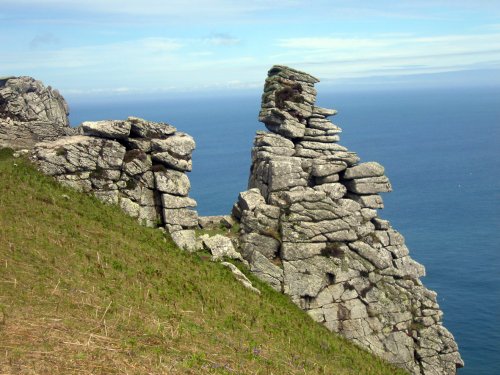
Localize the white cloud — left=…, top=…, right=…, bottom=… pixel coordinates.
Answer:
left=3, top=0, right=302, bottom=20
left=4, top=1, right=500, bottom=29
left=2, top=37, right=183, bottom=70
left=274, top=33, right=500, bottom=79
left=68, top=0, right=500, bottom=20
left=3, top=1, right=499, bottom=93
left=277, top=33, right=500, bottom=51
left=478, top=23, right=500, bottom=31
left=139, top=38, right=183, bottom=53
left=1, top=33, right=262, bottom=94
left=277, top=37, right=392, bottom=50
left=189, top=51, right=214, bottom=57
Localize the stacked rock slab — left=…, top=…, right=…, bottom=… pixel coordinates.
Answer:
left=0, top=76, right=74, bottom=149
left=234, top=66, right=463, bottom=375
left=31, top=117, right=198, bottom=232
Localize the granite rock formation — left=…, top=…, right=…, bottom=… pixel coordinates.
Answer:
left=233, top=65, right=463, bottom=375
left=31, top=116, right=198, bottom=232
left=0, top=76, right=73, bottom=149
left=1, top=72, right=463, bottom=374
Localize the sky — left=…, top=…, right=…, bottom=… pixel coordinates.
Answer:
left=2, top=0, right=500, bottom=99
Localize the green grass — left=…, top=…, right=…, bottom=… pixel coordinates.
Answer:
left=0, top=148, right=408, bottom=374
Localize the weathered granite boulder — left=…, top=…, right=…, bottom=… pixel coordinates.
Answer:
left=234, top=65, right=463, bottom=375
left=128, top=116, right=176, bottom=139
left=0, top=76, right=73, bottom=149
left=33, top=135, right=125, bottom=184
left=155, top=169, right=191, bottom=196
left=151, top=133, right=195, bottom=172
left=0, top=76, right=69, bottom=125
left=171, top=230, right=199, bottom=252
left=201, top=234, right=243, bottom=261
left=343, top=162, right=385, bottom=179
left=81, top=120, right=131, bottom=140
left=344, top=176, right=392, bottom=194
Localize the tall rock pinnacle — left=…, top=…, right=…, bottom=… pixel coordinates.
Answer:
left=234, top=65, right=463, bottom=375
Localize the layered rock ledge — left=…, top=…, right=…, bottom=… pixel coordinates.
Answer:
left=233, top=65, right=463, bottom=375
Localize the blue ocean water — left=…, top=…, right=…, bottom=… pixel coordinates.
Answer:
left=69, top=86, right=500, bottom=375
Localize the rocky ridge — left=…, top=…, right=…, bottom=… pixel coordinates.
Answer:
left=0, top=76, right=73, bottom=149
left=31, top=117, right=199, bottom=235
left=232, top=65, right=463, bottom=375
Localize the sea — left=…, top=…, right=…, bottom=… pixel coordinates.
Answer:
left=68, top=85, right=500, bottom=375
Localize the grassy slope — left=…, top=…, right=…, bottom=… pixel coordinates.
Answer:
left=0, top=148, right=407, bottom=375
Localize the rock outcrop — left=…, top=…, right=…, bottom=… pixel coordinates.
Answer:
left=233, top=65, right=463, bottom=375
left=0, top=76, right=73, bottom=149
left=31, top=117, right=198, bottom=232
left=1, top=72, right=463, bottom=374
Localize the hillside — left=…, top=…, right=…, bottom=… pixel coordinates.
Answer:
left=0, top=148, right=406, bottom=374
